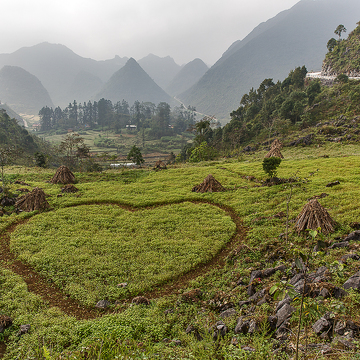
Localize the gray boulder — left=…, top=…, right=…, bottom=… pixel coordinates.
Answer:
left=343, top=270, right=360, bottom=290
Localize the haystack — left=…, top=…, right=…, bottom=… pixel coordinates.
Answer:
left=153, top=160, right=167, bottom=170
left=15, top=187, right=50, bottom=212
left=265, top=147, right=284, bottom=159
left=270, top=139, right=283, bottom=150
left=192, top=174, right=226, bottom=193
left=51, top=165, right=75, bottom=184
left=61, top=184, right=79, bottom=193
left=294, top=199, right=335, bottom=235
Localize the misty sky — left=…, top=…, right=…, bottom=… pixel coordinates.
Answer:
left=2, top=0, right=300, bottom=65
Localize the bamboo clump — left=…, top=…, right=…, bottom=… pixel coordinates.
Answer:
left=294, top=199, right=335, bottom=235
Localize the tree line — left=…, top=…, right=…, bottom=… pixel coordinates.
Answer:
left=39, top=99, right=197, bottom=139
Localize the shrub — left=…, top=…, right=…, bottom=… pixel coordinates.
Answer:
left=262, top=157, right=281, bottom=178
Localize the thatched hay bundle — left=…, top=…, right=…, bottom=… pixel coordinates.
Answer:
left=271, top=139, right=283, bottom=150
left=192, top=174, right=226, bottom=193
left=15, top=187, right=50, bottom=212
left=294, top=199, right=335, bottom=235
left=51, top=166, right=75, bottom=184
left=265, top=147, right=284, bottom=159
left=153, top=160, right=167, bottom=170
left=61, top=184, right=79, bottom=193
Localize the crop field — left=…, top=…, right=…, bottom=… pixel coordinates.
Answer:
left=1, top=144, right=360, bottom=359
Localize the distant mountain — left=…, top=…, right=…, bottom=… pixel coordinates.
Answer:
left=178, top=0, right=360, bottom=122
left=166, top=58, right=209, bottom=97
left=0, top=43, right=128, bottom=107
left=138, top=54, right=181, bottom=89
left=0, top=65, right=54, bottom=115
left=69, top=71, right=103, bottom=104
left=96, top=58, right=173, bottom=105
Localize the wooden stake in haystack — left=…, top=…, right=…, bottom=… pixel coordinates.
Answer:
left=265, top=139, right=284, bottom=159
left=192, top=174, right=226, bottom=193
left=294, top=199, right=335, bottom=235
left=51, top=165, right=76, bottom=184
left=15, top=187, right=50, bottom=212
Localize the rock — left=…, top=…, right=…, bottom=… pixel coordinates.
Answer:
left=340, top=253, right=360, bottom=263
left=334, top=320, right=346, bottom=336
left=336, top=336, right=357, bottom=349
left=234, top=317, right=250, bottom=335
left=238, top=300, right=251, bottom=309
left=267, top=316, right=277, bottom=332
left=313, top=318, right=330, bottom=335
left=343, top=270, right=360, bottom=290
left=319, top=288, right=331, bottom=299
left=288, top=134, right=313, bottom=146
left=275, top=297, right=291, bottom=313
left=131, top=296, right=150, bottom=305
left=333, top=287, right=347, bottom=299
left=212, top=321, right=228, bottom=340
left=17, top=324, right=31, bottom=336
left=220, top=308, right=237, bottom=319
left=117, top=282, right=128, bottom=287
left=344, top=230, right=360, bottom=242
left=247, top=283, right=257, bottom=297
left=275, top=323, right=290, bottom=340
left=185, top=325, right=203, bottom=341
left=164, top=308, right=174, bottom=315
left=248, top=320, right=258, bottom=334
left=172, top=339, right=181, bottom=346
left=95, top=299, right=111, bottom=309
left=276, top=303, right=295, bottom=328
left=249, top=270, right=262, bottom=284
left=249, top=288, right=266, bottom=303
left=329, top=241, right=349, bottom=249
left=0, top=315, right=12, bottom=333
left=241, top=346, right=256, bottom=352
left=326, top=181, right=340, bottom=187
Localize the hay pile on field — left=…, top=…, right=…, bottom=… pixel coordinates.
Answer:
left=51, top=166, right=75, bottom=184
left=265, top=139, right=284, bottom=159
left=61, top=184, right=79, bottom=193
left=294, top=199, right=335, bottom=235
left=153, top=160, right=167, bottom=170
left=192, top=174, right=225, bottom=193
left=271, top=139, right=282, bottom=150
left=15, top=187, right=50, bottom=212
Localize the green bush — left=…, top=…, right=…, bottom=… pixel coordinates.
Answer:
left=262, top=157, right=282, bottom=178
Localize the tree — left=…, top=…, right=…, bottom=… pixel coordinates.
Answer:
left=262, top=157, right=281, bottom=178
left=59, top=133, right=88, bottom=170
left=327, top=38, right=337, bottom=52
left=127, top=145, right=144, bottom=166
left=334, top=24, right=346, bottom=40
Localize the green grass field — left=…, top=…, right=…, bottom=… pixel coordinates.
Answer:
left=1, top=144, right=360, bottom=359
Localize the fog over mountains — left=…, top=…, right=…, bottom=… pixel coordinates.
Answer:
left=0, top=0, right=359, bottom=121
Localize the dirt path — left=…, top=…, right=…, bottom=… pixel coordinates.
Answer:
left=0, top=200, right=247, bottom=355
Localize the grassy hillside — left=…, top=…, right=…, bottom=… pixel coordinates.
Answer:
left=1, top=143, right=360, bottom=358
left=322, top=21, right=360, bottom=76
left=179, top=0, right=360, bottom=122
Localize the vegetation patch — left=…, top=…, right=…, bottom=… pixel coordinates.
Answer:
left=10, top=202, right=236, bottom=306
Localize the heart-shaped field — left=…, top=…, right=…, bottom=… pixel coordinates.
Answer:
left=10, top=202, right=236, bottom=306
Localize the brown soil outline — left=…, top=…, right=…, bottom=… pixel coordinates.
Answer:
left=0, top=200, right=247, bottom=352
